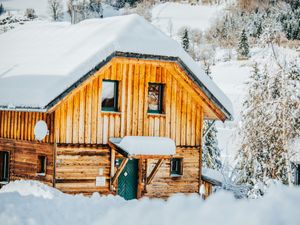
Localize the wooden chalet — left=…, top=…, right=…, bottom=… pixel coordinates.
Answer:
left=0, top=15, right=232, bottom=200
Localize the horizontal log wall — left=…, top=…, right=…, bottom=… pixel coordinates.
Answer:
left=144, top=147, right=201, bottom=198
left=54, top=58, right=204, bottom=145
left=55, top=145, right=111, bottom=195
left=0, top=111, right=55, bottom=143
left=0, top=138, right=54, bottom=185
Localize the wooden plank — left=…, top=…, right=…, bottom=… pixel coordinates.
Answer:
left=111, top=158, right=129, bottom=186
left=110, top=148, right=115, bottom=191
left=147, top=159, right=164, bottom=185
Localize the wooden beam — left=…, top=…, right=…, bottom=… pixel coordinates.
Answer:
left=137, top=159, right=143, bottom=199
left=147, top=159, right=164, bottom=185
left=110, top=148, right=115, bottom=191
left=111, top=158, right=129, bottom=186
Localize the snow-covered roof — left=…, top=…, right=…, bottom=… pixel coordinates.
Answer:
left=109, top=136, right=176, bottom=156
left=202, top=167, right=224, bottom=186
left=0, top=14, right=233, bottom=119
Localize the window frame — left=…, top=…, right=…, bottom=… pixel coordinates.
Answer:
left=101, top=80, right=119, bottom=112
left=170, top=157, right=183, bottom=177
left=37, top=155, right=47, bottom=176
left=0, top=151, right=9, bottom=183
left=147, top=83, right=164, bottom=114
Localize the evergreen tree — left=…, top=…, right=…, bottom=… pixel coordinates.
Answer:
left=235, top=55, right=300, bottom=197
left=202, top=121, right=222, bottom=170
left=181, top=28, right=190, bottom=53
left=238, top=29, right=250, bottom=59
left=0, top=4, right=4, bottom=15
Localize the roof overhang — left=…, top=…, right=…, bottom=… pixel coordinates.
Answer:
left=0, top=52, right=232, bottom=120
left=108, top=136, right=176, bottom=159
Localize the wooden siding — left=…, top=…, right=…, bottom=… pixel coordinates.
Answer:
left=144, top=147, right=201, bottom=198
left=0, top=138, right=54, bottom=185
left=55, top=145, right=111, bottom=195
left=0, top=111, right=55, bottom=143
left=54, top=145, right=200, bottom=197
left=54, top=58, right=206, bottom=145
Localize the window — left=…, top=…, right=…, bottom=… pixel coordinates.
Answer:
left=148, top=83, right=164, bottom=114
left=102, top=80, right=118, bottom=111
left=0, top=151, right=9, bottom=182
left=295, top=164, right=300, bottom=185
left=37, top=155, right=47, bottom=175
left=170, top=158, right=183, bottom=177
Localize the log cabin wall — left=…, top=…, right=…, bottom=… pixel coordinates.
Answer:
left=53, top=58, right=206, bottom=146
left=0, top=111, right=55, bottom=143
left=0, top=138, right=54, bottom=186
left=144, top=147, right=201, bottom=198
left=54, top=145, right=111, bottom=195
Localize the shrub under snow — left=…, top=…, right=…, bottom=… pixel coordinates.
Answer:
left=0, top=180, right=300, bottom=225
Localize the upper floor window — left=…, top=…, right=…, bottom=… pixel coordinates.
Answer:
left=148, top=83, right=164, bottom=114
left=0, top=151, right=9, bottom=182
left=102, top=80, right=118, bottom=112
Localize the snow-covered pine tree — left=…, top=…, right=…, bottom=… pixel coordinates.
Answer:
left=181, top=28, right=190, bottom=53
left=235, top=54, right=300, bottom=197
left=238, top=29, right=249, bottom=59
left=202, top=63, right=221, bottom=171
left=202, top=121, right=222, bottom=170
left=89, top=0, right=103, bottom=18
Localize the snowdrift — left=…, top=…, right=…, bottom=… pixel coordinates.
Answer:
left=0, top=180, right=300, bottom=225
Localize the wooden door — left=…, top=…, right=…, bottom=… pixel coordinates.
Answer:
left=117, top=158, right=138, bottom=200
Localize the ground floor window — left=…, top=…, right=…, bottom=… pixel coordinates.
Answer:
left=294, top=163, right=300, bottom=185
left=0, top=151, right=9, bottom=182
left=37, top=155, right=47, bottom=176
left=170, top=158, right=183, bottom=177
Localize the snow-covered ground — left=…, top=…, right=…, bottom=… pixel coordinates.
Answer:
left=152, top=2, right=224, bottom=35
left=1, top=180, right=300, bottom=225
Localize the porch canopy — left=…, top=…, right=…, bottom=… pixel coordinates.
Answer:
left=108, top=136, right=176, bottom=158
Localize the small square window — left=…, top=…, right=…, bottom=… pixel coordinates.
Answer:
left=37, top=155, right=47, bottom=175
left=148, top=83, right=164, bottom=114
left=102, top=80, right=118, bottom=112
left=0, top=151, right=9, bottom=182
left=170, top=158, right=183, bottom=177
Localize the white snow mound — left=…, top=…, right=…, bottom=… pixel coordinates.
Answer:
left=0, top=180, right=62, bottom=199
left=0, top=180, right=300, bottom=225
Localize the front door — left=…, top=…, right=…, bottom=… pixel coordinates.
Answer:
left=117, top=158, right=138, bottom=200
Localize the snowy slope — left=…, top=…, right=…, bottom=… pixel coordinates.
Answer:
left=1, top=0, right=119, bottom=19
left=1, top=0, right=50, bottom=18
left=1, top=180, right=300, bottom=225
left=152, top=2, right=224, bottom=35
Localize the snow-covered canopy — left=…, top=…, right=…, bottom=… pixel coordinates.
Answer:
left=0, top=14, right=232, bottom=119
left=110, top=136, right=176, bottom=156
left=202, top=167, right=224, bottom=186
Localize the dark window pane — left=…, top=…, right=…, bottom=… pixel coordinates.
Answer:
left=0, top=151, right=9, bottom=182
left=148, top=83, right=163, bottom=113
left=37, top=155, right=46, bottom=174
left=102, top=80, right=118, bottom=111
left=170, top=158, right=182, bottom=176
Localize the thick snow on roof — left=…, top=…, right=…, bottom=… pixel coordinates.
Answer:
left=0, top=14, right=232, bottom=117
left=202, top=167, right=225, bottom=185
left=111, top=136, right=176, bottom=156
